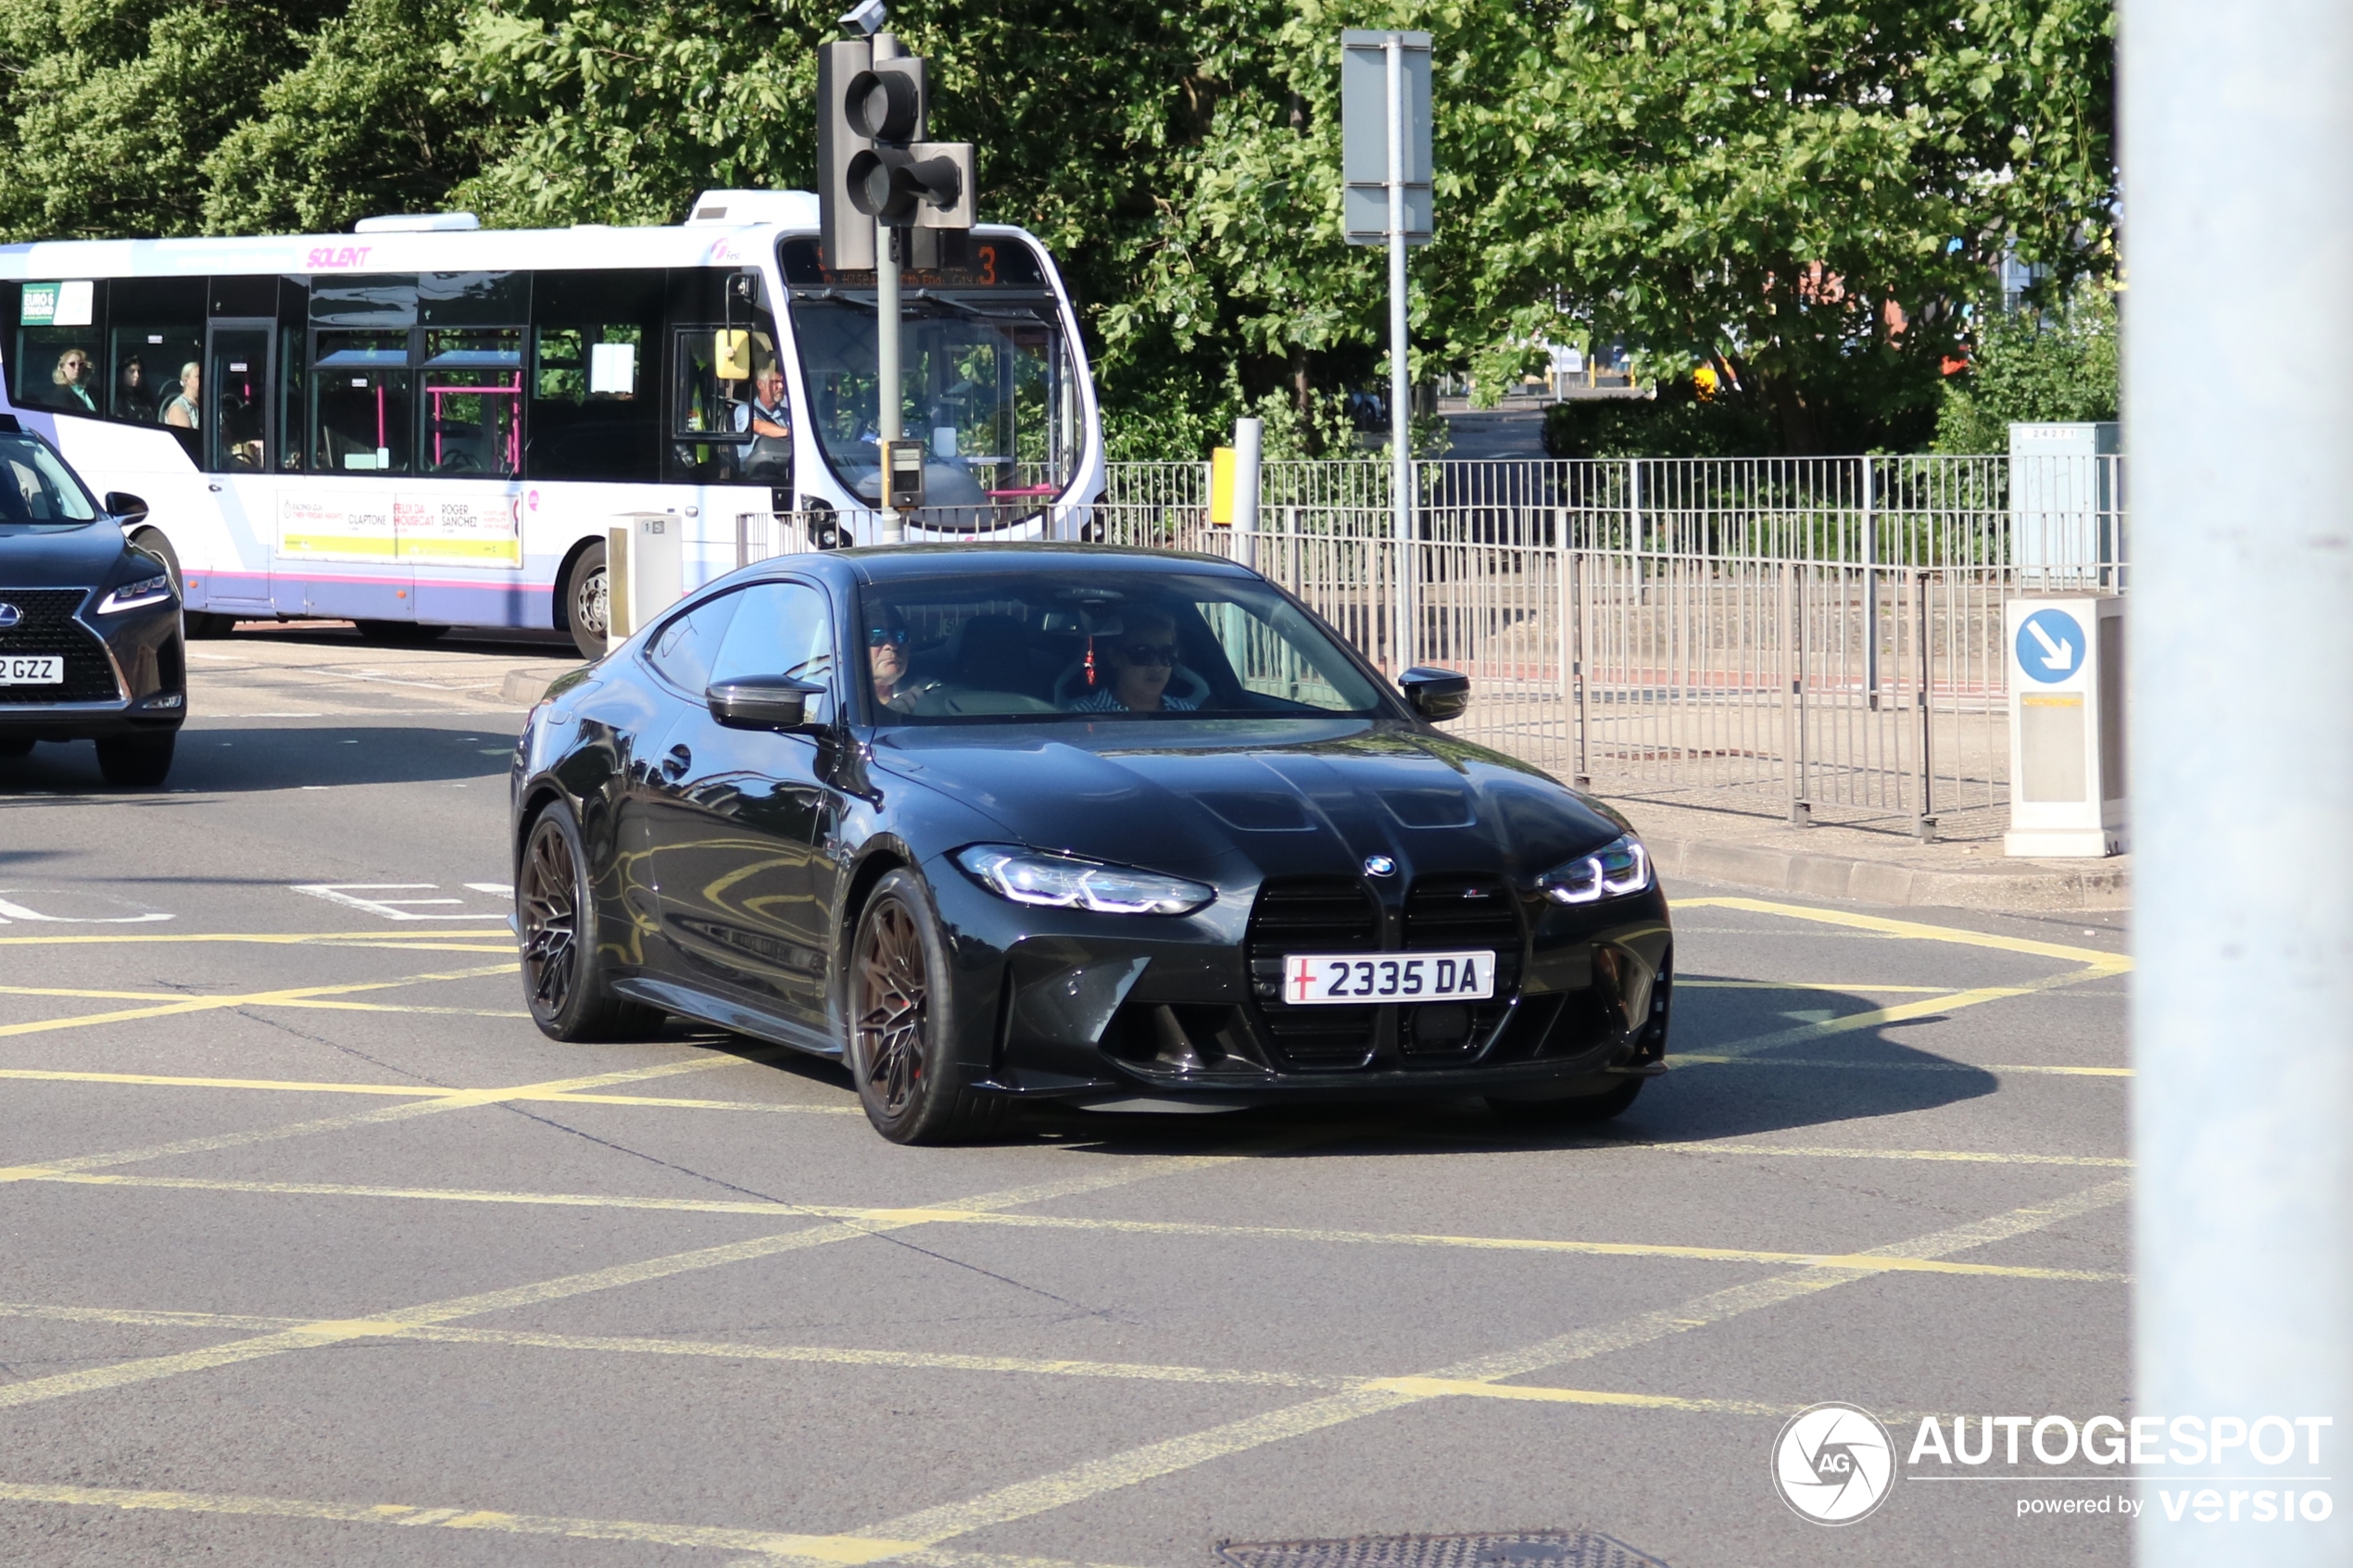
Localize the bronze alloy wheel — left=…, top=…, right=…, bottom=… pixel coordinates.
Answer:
left=521, top=814, right=581, bottom=1023
left=853, top=891, right=929, bottom=1118
left=848, top=871, right=1010, bottom=1144
left=517, top=802, right=659, bottom=1041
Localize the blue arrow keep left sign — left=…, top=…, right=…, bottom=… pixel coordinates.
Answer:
left=2015, top=608, right=2086, bottom=684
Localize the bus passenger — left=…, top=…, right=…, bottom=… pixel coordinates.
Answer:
left=114, top=356, right=147, bottom=416
left=162, top=363, right=199, bottom=429
left=51, top=349, right=95, bottom=412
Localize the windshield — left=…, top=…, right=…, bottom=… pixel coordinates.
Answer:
left=0, top=434, right=99, bottom=529
left=858, top=570, right=1390, bottom=724
left=782, top=236, right=1079, bottom=530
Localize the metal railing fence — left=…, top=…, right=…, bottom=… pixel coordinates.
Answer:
left=733, top=451, right=2122, bottom=841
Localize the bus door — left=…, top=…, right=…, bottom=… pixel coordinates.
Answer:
left=202, top=319, right=278, bottom=608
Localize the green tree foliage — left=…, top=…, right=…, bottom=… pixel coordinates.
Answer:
left=1931, top=279, right=2120, bottom=454
left=0, top=0, right=332, bottom=238
left=0, top=0, right=2117, bottom=458
left=205, top=0, right=483, bottom=235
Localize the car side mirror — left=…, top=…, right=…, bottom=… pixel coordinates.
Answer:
left=1400, top=666, right=1471, bottom=723
left=706, top=676, right=826, bottom=732
left=106, top=492, right=148, bottom=525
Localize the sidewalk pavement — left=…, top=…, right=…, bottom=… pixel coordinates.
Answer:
left=1614, top=796, right=2128, bottom=912
left=501, top=667, right=2123, bottom=913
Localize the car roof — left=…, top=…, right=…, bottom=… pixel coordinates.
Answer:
left=819, top=543, right=1252, bottom=585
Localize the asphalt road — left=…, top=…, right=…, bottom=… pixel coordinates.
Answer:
left=0, top=627, right=2134, bottom=1567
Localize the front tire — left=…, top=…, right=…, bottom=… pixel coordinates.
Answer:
left=848, top=870, right=1010, bottom=1145
left=519, top=800, right=661, bottom=1042
left=94, top=734, right=174, bottom=788
left=561, top=543, right=610, bottom=659
left=1487, top=1077, right=1643, bottom=1126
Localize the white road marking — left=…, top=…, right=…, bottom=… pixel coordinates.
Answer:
left=0, top=894, right=170, bottom=925
left=288, top=884, right=499, bottom=922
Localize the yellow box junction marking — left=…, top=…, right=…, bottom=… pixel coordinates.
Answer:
left=0, top=1298, right=1800, bottom=1414
left=22, top=1169, right=2126, bottom=1283
left=804, top=1178, right=2133, bottom=1557
left=0, top=961, right=518, bottom=1043
left=0, top=1054, right=741, bottom=1186
left=0, top=1141, right=1294, bottom=1411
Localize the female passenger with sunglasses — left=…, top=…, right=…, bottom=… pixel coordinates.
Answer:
left=1064, top=609, right=1196, bottom=714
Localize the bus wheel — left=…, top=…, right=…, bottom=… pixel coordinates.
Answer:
left=562, top=542, right=610, bottom=659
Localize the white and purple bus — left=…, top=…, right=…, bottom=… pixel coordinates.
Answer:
left=0, top=190, right=1104, bottom=655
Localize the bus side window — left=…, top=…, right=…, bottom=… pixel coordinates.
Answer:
left=13, top=280, right=105, bottom=420
left=105, top=276, right=203, bottom=463
left=527, top=269, right=661, bottom=483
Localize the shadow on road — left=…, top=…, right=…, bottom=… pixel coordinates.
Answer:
left=0, top=725, right=518, bottom=797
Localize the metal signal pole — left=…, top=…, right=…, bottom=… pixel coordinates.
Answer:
left=877, top=218, right=903, bottom=543
left=1385, top=36, right=1415, bottom=674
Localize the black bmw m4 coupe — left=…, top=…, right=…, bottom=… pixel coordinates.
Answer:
left=511, top=544, right=1670, bottom=1144
left=0, top=417, right=184, bottom=786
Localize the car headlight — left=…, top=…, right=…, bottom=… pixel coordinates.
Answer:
left=1538, top=834, right=1652, bottom=905
left=97, top=573, right=174, bottom=614
left=954, top=845, right=1215, bottom=916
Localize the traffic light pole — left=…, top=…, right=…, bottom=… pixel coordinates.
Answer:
left=876, top=218, right=903, bottom=543
left=1385, top=36, right=1415, bottom=674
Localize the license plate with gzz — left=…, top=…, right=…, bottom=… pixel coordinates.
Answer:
left=0, top=656, right=62, bottom=685
left=1280, top=950, right=1497, bottom=1006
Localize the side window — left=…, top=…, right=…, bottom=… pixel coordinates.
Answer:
left=105, top=277, right=203, bottom=462
left=664, top=268, right=785, bottom=484
left=527, top=269, right=662, bottom=483
left=309, top=273, right=416, bottom=474
left=313, top=332, right=411, bottom=471
left=422, top=329, right=522, bottom=476
left=711, top=582, right=837, bottom=724
left=645, top=589, right=745, bottom=695
left=13, top=280, right=103, bottom=418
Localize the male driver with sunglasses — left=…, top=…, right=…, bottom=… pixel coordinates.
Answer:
left=1065, top=608, right=1197, bottom=714
left=866, top=613, right=937, bottom=714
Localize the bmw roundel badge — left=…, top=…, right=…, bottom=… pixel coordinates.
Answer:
left=0, top=603, right=19, bottom=630
left=1363, top=854, right=1397, bottom=877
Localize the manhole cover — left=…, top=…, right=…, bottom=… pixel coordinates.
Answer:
left=1217, top=1530, right=1669, bottom=1568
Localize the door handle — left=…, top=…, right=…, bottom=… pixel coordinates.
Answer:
left=208, top=483, right=222, bottom=493
left=661, top=744, right=692, bottom=781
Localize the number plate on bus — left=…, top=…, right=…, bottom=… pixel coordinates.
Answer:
left=0, top=657, right=62, bottom=685
left=1279, top=951, right=1496, bottom=1006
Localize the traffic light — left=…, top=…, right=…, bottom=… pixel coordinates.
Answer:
left=817, top=31, right=974, bottom=266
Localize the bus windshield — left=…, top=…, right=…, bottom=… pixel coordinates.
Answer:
left=781, top=236, right=1079, bottom=530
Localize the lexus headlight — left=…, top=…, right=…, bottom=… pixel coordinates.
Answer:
left=97, top=573, right=173, bottom=614
left=954, top=845, right=1214, bottom=916
left=1538, top=834, right=1651, bottom=905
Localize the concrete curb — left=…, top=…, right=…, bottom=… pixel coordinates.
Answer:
left=501, top=666, right=577, bottom=705
left=1646, top=834, right=2129, bottom=911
